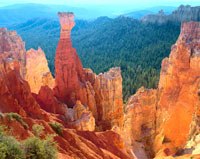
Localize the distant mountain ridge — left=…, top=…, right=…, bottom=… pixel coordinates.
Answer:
left=142, top=5, right=200, bottom=23
left=124, top=6, right=176, bottom=19
left=0, top=3, right=109, bottom=26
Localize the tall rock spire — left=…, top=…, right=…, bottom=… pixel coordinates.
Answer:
left=54, top=12, right=124, bottom=130
left=54, top=12, right=85, bottom=106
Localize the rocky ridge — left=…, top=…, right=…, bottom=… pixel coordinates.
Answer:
left=142, top=5, right=200, bottom=24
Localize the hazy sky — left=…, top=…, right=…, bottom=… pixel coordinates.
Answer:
left=0, top=0, right=199, bottom=9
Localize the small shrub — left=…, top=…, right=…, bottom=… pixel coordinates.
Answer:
left=0, top=135, right=25, bottom=159
left=0, top=125, right=7, bottom=136
left=6, top=113, right=29, bottom=129
left=0, top=124, right=57, bottom=159
left=32, top=124, right=44, bottom=137
left=24, top=125, right=57, bottom=159
left=49, top=122, right=63, bottom=136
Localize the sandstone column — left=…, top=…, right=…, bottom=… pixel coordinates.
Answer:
left=54, top=12, right=85, bottom=106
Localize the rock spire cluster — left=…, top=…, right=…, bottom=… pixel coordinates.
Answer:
left=0, top=11, right=199, bottom=159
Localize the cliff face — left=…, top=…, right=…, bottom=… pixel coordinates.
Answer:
left=54, top=12, right=124, bottom=130
left=142, top=5, right=200, bottom=24
left=25, top=48, right=54, bottom=93
left=155, top=21, right=200, bottom=156
left=0, top=60, right=49, bottom=120
left=84, top=67, right=124, bottom=130
left=124, top=22, right=200, bottom=158
left=0, top=28, right=26, bottom=77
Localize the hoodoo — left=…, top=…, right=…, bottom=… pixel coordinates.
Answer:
left=54, top=12, right=85, bottom=106
left=54, top=12, right=124, bottom=130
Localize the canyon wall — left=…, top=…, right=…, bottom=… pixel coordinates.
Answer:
left=124, top=22, right=200, bottom=158
left=155, top=21, right=200, bottom=156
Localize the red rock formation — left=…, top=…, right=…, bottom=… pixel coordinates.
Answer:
left=154, top=21, right=200, bottom=155
left=0, top=60, right=50, bottom=120
left=54, top=12, right=85, bottom=106
left=25, top=48, right=54, bottom=93
left=35, top=86, right=67, bottom=116
left=0, top=26, right=131, bottom=158
left=85, top=67, right=124, bottom=130
left=4, top=12, right=200, bottom=159
left=54, top=12, right=124, bottom=130
left=123, top=87, right=157, bottom=158
left=123, top=22, right=200, bottom=158
left=0, top=28, right=26, bottom=77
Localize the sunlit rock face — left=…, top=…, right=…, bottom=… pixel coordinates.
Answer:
left=87, top=67, right=124, bottom=130
left=25, top=48, right=54, bottom=93
left=54, top=12, right=124, bottom=130
left=0, top=28, right=26, bottom=77
left=123, top=22, right=200, bottom=158
left=155, top=22, right=200, bottom=156
left=72, top=100, right=95, bottom=131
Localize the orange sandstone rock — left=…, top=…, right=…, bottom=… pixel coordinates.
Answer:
left=72, top=100, right=95, bottom=131
left=155, top=22, right=200, bottom=153
left=124, top=87, right=157, bottom=158
left=54, top=12, right=85, bottom=106
left=25, top=48, right=54, bottom=93
left=88, top=67, right=124, bottom=130
left=123, top=22, right=200, bottom=158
